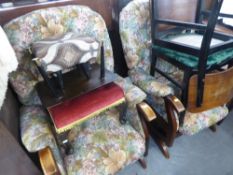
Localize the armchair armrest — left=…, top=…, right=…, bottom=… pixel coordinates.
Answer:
left=39, top=147, right=60, bottom=175
left=162, top=95, right=185, bottom=146
left=164, top=95, right=185, bottom=114
left=136, top=101, right=156, bottom=156
left=164, top=95, right=185, bottom=129
left=114, top=75, right=146, bottom=106
left=20, top=106, right=57, bottom=152
left=137, top=102, right=157, bottom=122
left=20, top=106, right=66, bottom=175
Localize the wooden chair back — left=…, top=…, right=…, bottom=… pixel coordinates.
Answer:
left=157, top=0, right=198, bottom=22
left=155, top=0, right=198, bottom=31
left=187, top=66, right=233, bottom=113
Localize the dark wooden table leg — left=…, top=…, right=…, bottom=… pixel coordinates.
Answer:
left=119, top=102, right=127, bottom=124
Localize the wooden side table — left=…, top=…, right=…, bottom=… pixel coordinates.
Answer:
left=36, top=64, right=127, bottom=151
left=36, top=63, right=116, bottom=108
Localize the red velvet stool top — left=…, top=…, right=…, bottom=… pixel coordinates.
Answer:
left=48, top=82, right=125, bottom=133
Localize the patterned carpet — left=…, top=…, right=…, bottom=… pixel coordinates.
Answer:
left=119, top=111, right=233, bottom=175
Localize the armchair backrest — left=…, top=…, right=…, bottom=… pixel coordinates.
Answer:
left=3, top=5, right=114, bottom=106
left=119, top=0, right=151, bottom=71
left=119, top=0, right=177, bottom=74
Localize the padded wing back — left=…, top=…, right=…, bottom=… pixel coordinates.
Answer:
left=119, top=0, right=151, bottom=71
left=3, top=5, right=113, bottom=105
left=119, top=0, right=178, bottom=74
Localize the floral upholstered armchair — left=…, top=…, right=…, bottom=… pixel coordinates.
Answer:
left=3, top=5, right=155, bottom=175
left=119, top=0, right=229, bottom=158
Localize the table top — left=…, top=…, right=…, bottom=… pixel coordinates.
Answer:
left=36, top=63, right=116, bottom=108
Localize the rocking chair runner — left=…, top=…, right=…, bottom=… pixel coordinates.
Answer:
left=150, top=0, right=233, bottom=108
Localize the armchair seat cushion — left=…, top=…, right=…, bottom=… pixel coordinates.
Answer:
left=65, top=108, right=145, bottom=175
left=153, top=33, right=233, bottom=68
left=180, top=106, right=229, bottom=135
left=128, top=67, right=175, bottom=97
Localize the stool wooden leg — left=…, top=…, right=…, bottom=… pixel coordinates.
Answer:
left=119, top=102, right=127, bottom=124
left=209, top=124, right=217, bottom=132
left=80, top=63, right=91, bottom=79
left=138, top=158, right=147, bottom=169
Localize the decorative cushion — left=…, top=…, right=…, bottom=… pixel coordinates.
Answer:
left=32, top=33, right=100, bottom=73
left=153, top=33, right=233, bottom=68
left=65, top=108, right=145, bottom=175
left=48, top=82, right=125, bottom=133
left=4, top=5, right=114, bottom=106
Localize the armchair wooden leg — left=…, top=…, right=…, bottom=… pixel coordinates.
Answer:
left=164, top=95, right=185, bottom=147
left=137, top=102, right=157, bottom=157
left=38, top=147, right=60, bottom=175
left=149, top=121, right=170, bottom=159
left=143, top=95, right=184, bottom=159
left=153, top=136, right=170, bottom=159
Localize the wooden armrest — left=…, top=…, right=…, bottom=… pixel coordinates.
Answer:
left=137, top=102, right=157, bottom=122
left=164, top=95, right=185, bottom=114
left=38, top=147, right=60, bottom=175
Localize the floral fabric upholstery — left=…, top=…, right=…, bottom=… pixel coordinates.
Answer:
left=128, top=67, right=174, bottom=97
left=4, top=5, right=114, bottom=106
left=4, top=5, right=147, bottom=175
left=20, top=106, right=145, bottom=175
left=65, top=108, right=145, bottom=175
left=20, top=106, right=66, bottom=175
left=119, top=0, right=151, bottom=72
left=119, top=0, right=229, bottom=135
left=114, top=74, right=147, bottom=137
left=180, top=106, right=229, bottom=135
left=114, top=74, right=146, bottom=107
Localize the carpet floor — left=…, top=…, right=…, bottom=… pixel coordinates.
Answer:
left=119, top=111, right=233, bottom=175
